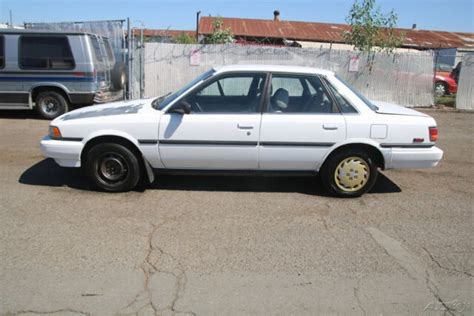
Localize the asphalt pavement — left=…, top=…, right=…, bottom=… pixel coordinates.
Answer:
left=0, top=109, right=472, bottom=315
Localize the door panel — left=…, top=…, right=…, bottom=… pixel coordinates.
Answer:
left=259, top=73, right=346, bottom=171
left=259, top=114, right=346, bottom=170
left=159, top=113, right=261, bottom=169
left=158, top=72, right=267, bottom=170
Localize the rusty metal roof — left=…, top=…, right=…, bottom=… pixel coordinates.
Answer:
left=199, top=16, right=474, bottom=49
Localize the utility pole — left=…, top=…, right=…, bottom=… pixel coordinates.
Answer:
left=127, top=17, right=132, bottom=100
left=9, top=10, right=13, bottom=27
left=196, top=11, right=201, bottom=43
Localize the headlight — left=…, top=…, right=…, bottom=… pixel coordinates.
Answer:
left=49, top=126, right=62, bottom=139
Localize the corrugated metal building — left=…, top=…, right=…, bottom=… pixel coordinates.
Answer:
left=198, top=13, right=474, bottom=51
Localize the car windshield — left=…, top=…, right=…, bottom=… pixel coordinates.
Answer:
left=152, top=69, right=216, bottom=110
left=335, top=75, right=379, bottom=112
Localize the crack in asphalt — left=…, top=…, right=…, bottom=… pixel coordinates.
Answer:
left=121, top=219, right=196, bottom=316
left=12, top=309, right=90, bottom=315
left=352, top=278, right=367, bottom=316
left=422, top=246, right=473, bottom=278
left=424, top=270, right=456, bottom=316
left=365, top=227, right=459, bottom=315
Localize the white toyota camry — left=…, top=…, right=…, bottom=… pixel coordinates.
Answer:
left=40, top=65, right=443, bottom=197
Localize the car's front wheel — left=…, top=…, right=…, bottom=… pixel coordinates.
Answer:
left=85, top=143, right=141, bottom=192
left=320, top=149, right=378, bottom=197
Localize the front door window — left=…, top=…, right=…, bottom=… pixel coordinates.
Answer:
left=182, top=73, right=266, bottom=113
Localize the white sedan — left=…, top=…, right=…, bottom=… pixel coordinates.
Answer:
left=40, top=65, right=443, bottom=197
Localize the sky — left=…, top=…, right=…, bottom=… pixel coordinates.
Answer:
left=1, top=0, right=473, bottom=33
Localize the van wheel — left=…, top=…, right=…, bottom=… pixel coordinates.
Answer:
left=320, top=149, right=378, bottom=198
left=35, top=91, right=69, bottom=120
left=111, top=62, right=126, bottom=91
left=85, top=143, right=141, bottom=192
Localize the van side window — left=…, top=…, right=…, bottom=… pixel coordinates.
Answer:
left=103, top=38, right=114, bottom=62
left=90, top=36, right=103, bottom=62
left=19, top=36, right=75, bottom=70
left=0, top=36, right=4, bottom=68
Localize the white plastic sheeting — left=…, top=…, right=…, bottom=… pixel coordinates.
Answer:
left=456, top=54, right=474, bottom=110
left=25, top=20, right=125, bottom=62
left=140, top=43, right=435, bottom=107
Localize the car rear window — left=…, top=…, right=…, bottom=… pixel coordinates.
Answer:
left=335, top=75, right=378, bottom=112
left=19, top=36, right=75, bottom=70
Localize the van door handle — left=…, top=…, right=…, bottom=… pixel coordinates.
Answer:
left=237, top=124, right=254, bottom=130
left=323, top=124, right=338, bottom=130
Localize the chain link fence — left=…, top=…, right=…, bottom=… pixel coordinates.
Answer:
left=138, top=43, right=435, bottom=107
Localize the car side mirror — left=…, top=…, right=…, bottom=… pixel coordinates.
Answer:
left=170, top=101, right=191, bottom=115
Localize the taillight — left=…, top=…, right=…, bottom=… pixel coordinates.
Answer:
left=429, top=127, right=438, bottom=142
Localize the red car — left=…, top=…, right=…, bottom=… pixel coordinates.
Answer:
left=434, top=63, right=457, bottom=97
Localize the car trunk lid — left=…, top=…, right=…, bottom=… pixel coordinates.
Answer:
left=371, top=100, right=429, bottom=117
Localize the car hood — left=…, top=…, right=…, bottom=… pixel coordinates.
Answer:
left=371, top=100, right=428, bottom=117
left=57, top=98, right=156, bottom=122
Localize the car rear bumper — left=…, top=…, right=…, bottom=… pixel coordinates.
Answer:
left=94, top=89, right=124, bottom=103
left=40, top=136, right=83, bottom=167
left=386, top=146, right=443, bottom=169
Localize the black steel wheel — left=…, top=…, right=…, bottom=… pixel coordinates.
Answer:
left=35, top=91, right=69, bottom=120
left=85, top=143, right=141, bottom=192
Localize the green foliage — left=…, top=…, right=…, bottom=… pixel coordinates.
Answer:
left=435, top=95, right=456, bottom=107
left=204, top=17, right=234, bottom=44
left=174, top=32, right=197, bottom=44
left=343, top=0, right=405, bottom=54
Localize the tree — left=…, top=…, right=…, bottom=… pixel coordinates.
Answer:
left=174, top=32, right=197, bottom=44
left=343, top=0, right=404, bottom=54
left=204, top=17, right=234, bottom=44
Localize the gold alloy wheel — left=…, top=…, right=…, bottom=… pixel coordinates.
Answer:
left=334, top=156, right=370, bottom=192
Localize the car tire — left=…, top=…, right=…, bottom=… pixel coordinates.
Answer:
left=111, top=62, right=126, bottom=91
left=320, top=149, right=378, bottom=198
left=35, top=91, right=69, bottom=120
left=435, top=82, right=447, bottom=97
left=85, top=143, right=141, bottom=192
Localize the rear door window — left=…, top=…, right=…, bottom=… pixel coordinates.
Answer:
left=102, top=38, right=115, bottom=62
left=19, top=36, right=75, bottom=70
left=267, top=74, right=338, bottom=114
left=90, top=36, right=103, bottom=62
left=0, top=36, right=4, bottom=68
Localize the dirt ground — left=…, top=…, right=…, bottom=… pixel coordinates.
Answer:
left=0, top=109, right=472, bottom=315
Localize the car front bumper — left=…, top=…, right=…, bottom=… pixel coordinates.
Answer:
left=40, top=136, right=83, bottom=167
left=386, top=146, right=443, bottom=169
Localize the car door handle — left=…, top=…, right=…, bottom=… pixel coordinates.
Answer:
left=323, top=124, right=338, bottom=130
left=237, top=124, right=254, bottom=130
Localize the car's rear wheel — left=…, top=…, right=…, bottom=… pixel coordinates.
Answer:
left=320, top=149, right=378, bottom=197
left=85, top=143, right=141, bottom=192
left=35, top=91, right=69, bottom=120
left=435, top=82, right=447, bottom=97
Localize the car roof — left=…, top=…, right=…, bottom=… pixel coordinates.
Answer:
left=213, top=64, right=334, bottom=76
left=0, top=29, right=104, bottom=37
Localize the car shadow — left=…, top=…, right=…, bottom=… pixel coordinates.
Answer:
left=19, top=159, right=401, bottom=196
left=0, top=110, right=40, bottom=120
